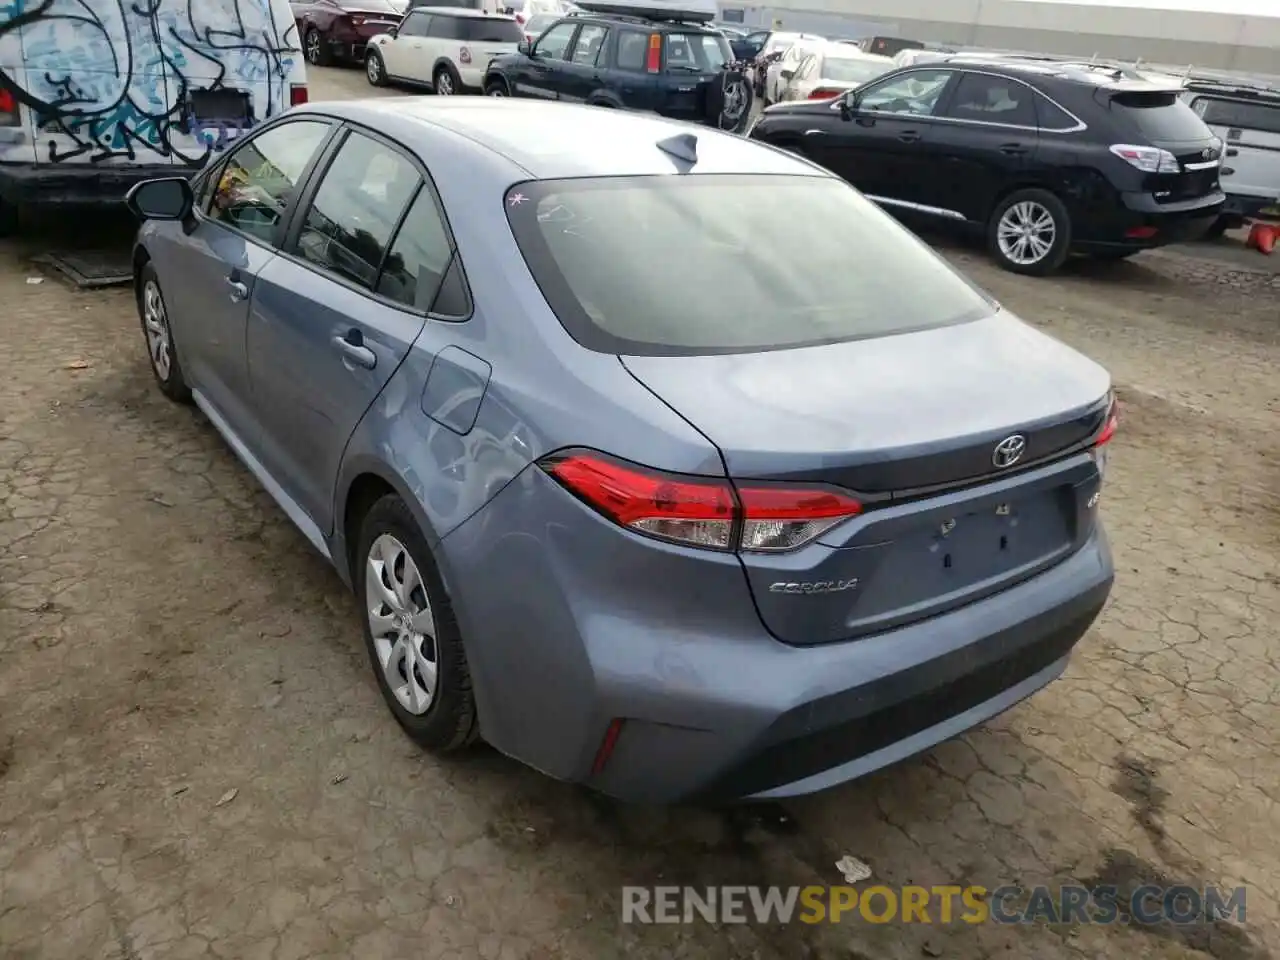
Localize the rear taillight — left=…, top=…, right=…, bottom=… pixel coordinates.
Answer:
left=541, top=450, right=862, bottom=553
left=645, top=33, right=661, bottom=73
left=459, top=45, right=472, bottom=64
left=807, top=87, right=841, bottom=99
left=1110, top=143, right=1179, bottom=174
left=1092, top=394, right=1118, bottom=478
left=0, top=86, right=17, bottom=126
left=290, top=84, right=308, bottom=106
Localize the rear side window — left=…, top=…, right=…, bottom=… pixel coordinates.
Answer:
left=459, top=18, right=523, bottom=42
left=944, top=73, right=1037, bottom=127
left=616, top=30, right=649, bottom=71
left=208, top=120, right=331, bottom=244
left=294, top=133, right=421, bottom=290
left=377, top=189, right=457, bottom=312
left=1033, top=93, right=1079, bottom=131
left=664, top=33, right=728, bottom=72
left=1109, top=92, right=1211, bottom=141
left=505, top=175, right=992, bottom=356
left=1193, top=96, right=1280, bottom=136
left=428, top=15, right=462, bottom=39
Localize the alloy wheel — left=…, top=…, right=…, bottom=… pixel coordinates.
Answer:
left=436, top=72, right=454, bottom=96
left=142, top=279, right=171, bottom=381
left=367, top=54, right=381, bottom=83
left=487, top=85, right=505, bottom=97
left=997, top=200, right=1057, bottom=266
left=306, top=30, right=321, bottom=64
left=366, top=534, right=438, bottom=716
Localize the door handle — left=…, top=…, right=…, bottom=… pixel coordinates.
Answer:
left=333, top=330, right=376, bottom=370
left=225, top=277, right=249, bottom=302
left=897, top=131, right=921, bottom=143
left=1226, top=147, right=1239, bottom=157
left=1000, top=143, right=1028, bottom=156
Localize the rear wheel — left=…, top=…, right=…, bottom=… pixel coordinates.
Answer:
left=434, top=64, right=461, bottom=96
left=1200, top=216, right=1231, bottom=241
left=366, top=49, right=387, bottom=86
left=357, top=494, right=479, bottom=751
left=987, top=188, right=1071, bottom=276
left=304, top=27, right=332, bottom=66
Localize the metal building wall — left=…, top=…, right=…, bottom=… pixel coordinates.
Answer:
left=722, top=0, right=1280, bottom=73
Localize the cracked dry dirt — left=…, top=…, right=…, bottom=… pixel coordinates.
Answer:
left=2, top=78, right=1279, bottom=960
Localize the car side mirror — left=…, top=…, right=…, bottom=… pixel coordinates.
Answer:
left=386, top=25, right=397, bottom=36
left=125, top=177, right=194, bottom=222
left=839, top=91, right=859, bottom=118
left=518, top=38, right=532, bottom=55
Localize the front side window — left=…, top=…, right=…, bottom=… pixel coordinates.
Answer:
left=505, top=175, right=992, bottom=356
left=535, top=22, right=576, bottom=59
left=399, top=12, right=430, bottom=37
left=944, top=72, right=1037, bottom=127
left=208, top=119, right=332, bottom=243
left=858, top=69, right=953, bottom=116
left=294, top=132, right=421, bottom=290
left=571, top=24, right=607, bottom=64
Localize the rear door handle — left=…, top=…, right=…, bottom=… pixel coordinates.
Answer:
left=1000, top=143, right=1029, bottom=156
left=333, top=330, right=376, bottom=370
left=897, top=130, right=921, bottom=143
left=225, top=277, right=248, bottom=302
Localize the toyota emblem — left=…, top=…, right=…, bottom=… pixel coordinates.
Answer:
left=992, top=434, right=1027, bottom=469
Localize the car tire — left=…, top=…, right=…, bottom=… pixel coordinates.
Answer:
left=136, top=261, right=193, bottom=404
left=433, top=64, right=462, bottom=96
left=356, top=493, right=479, bottom=753
left=366, top=49, right=387, bottom=86
left=987, top=188, right=1071, bottom=277
left=0, top=197, right=17, bottom=237
left=1200, top=216, right=1230, bottom=241
left=305, top=27, right=332, bottom=66
left=485, top=77, right=510, bottom=97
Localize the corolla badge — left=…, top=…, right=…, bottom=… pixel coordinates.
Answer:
left=992, top=434, right=1027, bottom=469
left=770, top=579, right=859, bottom=595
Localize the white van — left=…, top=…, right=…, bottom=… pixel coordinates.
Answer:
left=0, top=0, right=307, bottom=235
left=1182, top=79, right=1280, bottom=233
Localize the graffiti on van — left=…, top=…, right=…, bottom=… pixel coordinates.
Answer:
left=0, top=0, right=301, bottom=166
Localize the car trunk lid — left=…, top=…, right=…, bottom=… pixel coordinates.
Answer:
left=619, top=313, right=1113, bottom=645
left=1104, top=89, right=1223, bottom=202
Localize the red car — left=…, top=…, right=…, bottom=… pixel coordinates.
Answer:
left=291, top=0, right=407, bottom=66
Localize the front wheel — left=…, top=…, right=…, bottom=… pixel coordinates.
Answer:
left=365, top=49, right=387, bottom=86
left=987, top=188, right=1071, bottom=276
left=484, top=77, right=509, bottom=97
left=136, top=262, right=192, bottom=404
left=357, top=494, right=479, bottom=752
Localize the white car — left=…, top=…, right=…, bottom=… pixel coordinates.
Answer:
left=777, top=48, right=894, bottom=102
left=763, top=34, right=824, bottom=105
left=365, top=7, right=524, bottom=94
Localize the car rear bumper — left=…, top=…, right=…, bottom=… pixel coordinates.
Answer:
left=1074, top=190, right=1224, bottom=251
left=0, top=161, right=189, bottom=206
left=441, top=465, right=1115, bottom=804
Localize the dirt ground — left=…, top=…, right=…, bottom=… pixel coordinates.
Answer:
left=1, top=67, right=1278, bottom=960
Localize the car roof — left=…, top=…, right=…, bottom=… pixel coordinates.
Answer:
left=412, top=6, right=515, bottom=16
left=944, top=56, right=1186, bottom=92
left=565, top=9, right=718, bottom=30
left=308, top=98, right=825, bottom=180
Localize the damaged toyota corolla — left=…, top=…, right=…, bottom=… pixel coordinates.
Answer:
left=126, top=99, right=1115, bottom=804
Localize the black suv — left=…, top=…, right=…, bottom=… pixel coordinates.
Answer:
left=749, top=57, right=1226, bottom=275
left=482, top=7, right=734, bottom=125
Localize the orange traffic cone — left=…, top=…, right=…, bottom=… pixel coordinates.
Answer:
left=1246, top=222, right=1276, bottom=254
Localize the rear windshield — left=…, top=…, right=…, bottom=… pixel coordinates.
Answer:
left=505, top=175, right=992, bottom=356
left=1193, top=96, right=1280, bottom=136
left=823, top=57, right=891, bottom=84
left=664, top=33, right=729, bottom=72
left=458, top=17, right=523, bottom=41
left=1109, top=92, right=1212, bottom=142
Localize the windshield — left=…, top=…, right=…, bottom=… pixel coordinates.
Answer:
left=824, top=57, right=891, bottom=84
left=664, top=33, right=729, bottom=72
left=505, top=175, right=992, bottom=356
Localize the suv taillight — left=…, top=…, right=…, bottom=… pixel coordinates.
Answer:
left=807, top=87, right=841, bottom=100
left=1110, top=143, right=1180, bottom=174
left=0, top=87, right=18, bottom=126
left=645, top=33, right=661, bottom=73
left=541, top=450, right=863, bottom=553
left=1092, top=393, right=1119, bottom=478
left=290, top=84, right=308, bottom=106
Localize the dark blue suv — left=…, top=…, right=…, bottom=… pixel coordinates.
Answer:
left=482, top=9, right=733, bottom=124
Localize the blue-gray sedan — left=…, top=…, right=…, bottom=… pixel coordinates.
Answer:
left=125, top=97, right=1117, bottom=803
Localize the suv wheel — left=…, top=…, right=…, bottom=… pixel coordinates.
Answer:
left=988, top=188, right=1071, bottom=276
left=304, top=27, right=331, bottom=66
left=357, top=494, right=479, bottom=752
left=485, top=78, right=509, bottom=97
left=434, top=65, right=461, bottom=96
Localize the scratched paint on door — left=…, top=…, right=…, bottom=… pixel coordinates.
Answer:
left=0, top=0, right=301, bottom=167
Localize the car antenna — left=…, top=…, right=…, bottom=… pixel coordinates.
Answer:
left=656, top=133, right=698, bottom=167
